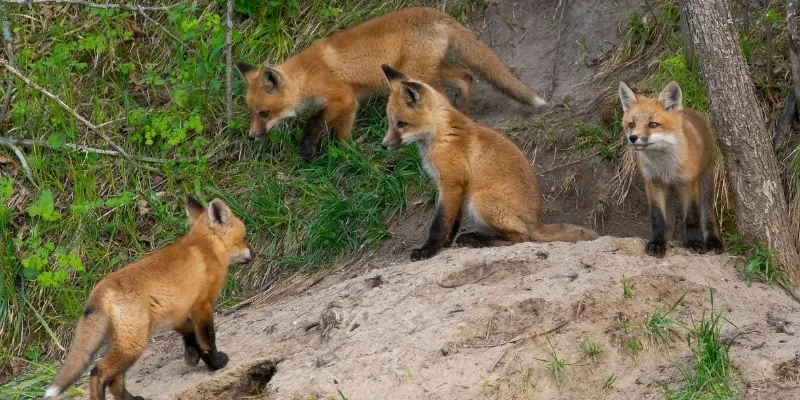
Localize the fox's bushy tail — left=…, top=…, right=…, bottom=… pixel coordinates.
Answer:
left=45, top=305, right=109, bottom=398
left=532, top=223, right=599, bottom=243
left=446, top=21, right=545, bottom=106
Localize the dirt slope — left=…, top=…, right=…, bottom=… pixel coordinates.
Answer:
left=102, top=237, right=800, bottom=399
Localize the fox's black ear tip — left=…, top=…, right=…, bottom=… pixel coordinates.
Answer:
left=186, top=196, right=203, bottom=208
left=235, top=61, right=257, bottom=74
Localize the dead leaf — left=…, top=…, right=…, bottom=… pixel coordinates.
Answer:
left=124, top=19, right=147, bottom=38
left=137, top=199, right=151, bottom=216
left=0, top=156, right=8, bottom=164
left=41, top=5, right=53, bottom=18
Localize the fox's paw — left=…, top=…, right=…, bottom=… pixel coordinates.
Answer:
left=686, top=239, right=707, bottom=254
left=298, top=142, right=317, bottom=163
left=410, top=247, right=438, bottom=261
left=645, top=240, right=667, bottom=258
left=456, top=233, right=484, bottom=248
left=208, top=351, right=229, bottom=370
left=706, top=236, right=724, bottom=254
left=131, top=396, right=145, bottom=400
left=184, top=346, right=200, bottom=366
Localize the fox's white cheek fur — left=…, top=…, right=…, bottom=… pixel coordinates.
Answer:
left=647, top=133, right=678, bottom=145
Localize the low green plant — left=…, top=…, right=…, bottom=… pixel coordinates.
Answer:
left=622, top=275, right=633, bottom=299
left=579, top=341, right=603, bottom=363
left=535, top=337, right=568, bottom=389
left=666, top=289, right=738, bottom=399
left=602, top=374, right=617, bottom=392
left=727, top=234, right=796, bottom=298
left=641, top=293, right=686, bottom=344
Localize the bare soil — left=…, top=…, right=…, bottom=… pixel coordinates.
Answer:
left=67, top=1, right=800, bottom=399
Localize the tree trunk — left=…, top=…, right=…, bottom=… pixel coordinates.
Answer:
left=684, top=0, right=800, bottom=284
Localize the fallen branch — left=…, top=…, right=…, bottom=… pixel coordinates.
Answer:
left=0, top=58, right=136, bottom=166
left=0, top=136, right=175, bottom=164
left=0, top=3, right=15, bottom=121
left=8, top=141, right=36, bottom=186
left=489, top=319, right=571, bottom=371
left=0, top=0, right=185, bottom=11
left=224, top=0, right=233, bottom=128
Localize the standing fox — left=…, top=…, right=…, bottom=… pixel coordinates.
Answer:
left=45, top=197, right=255, bottom=400
left=236, top=7, right=545, bottom=162
left=381, top=65, right=596, bottom=260
left=618, top=81, right=723, bottom=257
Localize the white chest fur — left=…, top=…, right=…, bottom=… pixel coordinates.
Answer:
left=637, top=144, right=685, bottom=184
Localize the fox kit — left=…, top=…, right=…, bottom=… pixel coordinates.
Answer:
left=381, top=65, right=597, bottom=260
left=618, top=81, right=723, bottom=257
left=236, top=7, right=545, bottom=162
left=45, top=197, right=255, bottom=400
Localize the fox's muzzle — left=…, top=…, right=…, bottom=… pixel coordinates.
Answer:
left=244, top=244, right=257, bottom=263
left=381, top=138, right=402, bottom=150
left=248, top=129, right=267, bottom=141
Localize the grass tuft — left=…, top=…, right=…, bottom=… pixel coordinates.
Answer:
left=665, top=289, right=738, bottom=399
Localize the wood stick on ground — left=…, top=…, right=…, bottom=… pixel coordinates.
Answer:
left=7, top=140, right=36, bottom=186
left=490, top=319, right=571, bottom=371
left=0, top=0, right=185, bottom=11
left=0, top=136, right=178, bottom=164
left=225, top=0, right=233, bottom=128
left=0, top=4, right=15, bottom=122
left=0, top=58, right=137, bottom=166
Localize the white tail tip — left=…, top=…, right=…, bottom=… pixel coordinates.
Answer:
left=45, top=386, right=60, bottom=398
left=534, top=96, right=547, bottom=106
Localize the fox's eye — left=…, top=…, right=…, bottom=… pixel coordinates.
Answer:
left=258, top=110, right=268, bottom=119
left=648, top=122, right=659, bottom=128
left=397, top=121, right=407, bottom=128
left=627, top=122, right=635, bottom=129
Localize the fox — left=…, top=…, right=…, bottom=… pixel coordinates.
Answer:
left=235, top=6, right=545, bottom=162
left=380, top=64, right=597, bottom=260
left=618, top=81, right=723, bottom=258
left=45, top=197, right=256, bottom=400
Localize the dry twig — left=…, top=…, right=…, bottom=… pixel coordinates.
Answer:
left=0, top=58, right=137, bottom=166
left=0, top=136, right=177, bottom=164
left=0, top=0, right=184, bottom=11
left=0, top=4, right=15, bottom=121
left=225, top=0, right=233, bottom=128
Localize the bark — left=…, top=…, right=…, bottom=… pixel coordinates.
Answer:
left=679, top=1, right=696, bottom=72
left=684, top=0, right=800, bottom=284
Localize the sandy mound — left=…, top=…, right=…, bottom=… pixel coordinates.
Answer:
left=69, top=237, right=799, bottom=399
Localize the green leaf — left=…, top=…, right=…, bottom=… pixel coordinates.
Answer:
left=47, top=131, right=67, bottom=149
left=22, top=267, right=38, bottom=280
left=27, top=189, right=61, bottom=221
left=765, top=9, right=780, bottom=23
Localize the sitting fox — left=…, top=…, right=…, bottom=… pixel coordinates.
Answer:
left=236, top=7, right=545, bottom=162
left=45, top=197, right=255, bottom=400
left=380, top=65, right=597, bottom=261
left=618, top=81, right=723, bottom=257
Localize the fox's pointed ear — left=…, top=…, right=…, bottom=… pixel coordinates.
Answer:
left=235, top=61, right=258, bottom=77
left=259, top=67, right=283, bottom=93
left=400, top=81, right=424, bottom=107
left=382, top=64, right=406, bottom=82
left=208, top=198, right=232, bottom=227
left=658, top=81, right=683, bottom=112
left=185, top=196, right=205, bottom=223
left=618, top=81, right=637, bottom=112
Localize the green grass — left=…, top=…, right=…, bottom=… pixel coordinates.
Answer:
left=727, top=234, right=796, bottom=298
left=641, top=292, right=686, bottom=345
left=0, top=0, right=472, bottom=382
left=663, top=289, right=738, bottom=399
left=579, top=341, right=603, bottom=363
left=535, top=337, right=568, bottom=389
left=622, top=275, right=633, bottom=299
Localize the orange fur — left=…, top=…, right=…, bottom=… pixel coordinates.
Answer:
left=619, top=81, right=723, bottom=257
left=236, top=7, right=544, bottom=161
left=381, top=65, right=597, bottom=261
left=46, top=197, right=255, bottom=400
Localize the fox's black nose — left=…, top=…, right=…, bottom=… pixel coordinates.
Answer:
left=380, top=143, right=389, bottom=150
left=628, top=135, right=639, bottom=143
left=248, top=135, right=257, bottom=141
